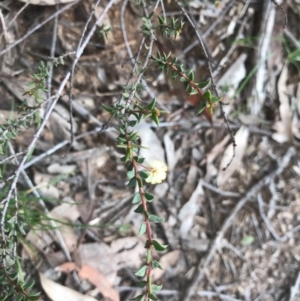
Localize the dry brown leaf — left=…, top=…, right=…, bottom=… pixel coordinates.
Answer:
left=57, top=263, right=119, bottom=301
left=206, top=135, right=231, bottom=165
left=217, top=53, right=247, bottom=114
left=48, top=163, right=77, bottom=174
left=50, top=201, right=81, bottom=222
left=77, top=237, right=144, bottom=284
left=40, top=273, right=97, bottom=301
left=217, top=126, right=249, bottom=188
left=182, top=165, right=198, bottom=200
left=178, top=180, right=204, bottom=237
left=75, top=95, right=95, bottom=110
left=33, top=172, right=60, bottom=199
left=204, top=134, right=231, bottom=180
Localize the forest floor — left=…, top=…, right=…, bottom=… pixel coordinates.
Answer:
left=1, top=0, right=300, bottom=301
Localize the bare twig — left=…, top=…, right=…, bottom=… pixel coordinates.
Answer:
left=290, top=269, right=300, bottom=301
left=270, top=0, right=287, bottom=28
left=46, top=7, right=59, bottom=101
left=197, top=290, right=242, bottom=301
left=0, top=10, right=8, bottom=46
left=202, top=180, right=240, bottom=198
left=182, top=147, right=296, bottom=301
left=0, top=151, right=26, bottom=165
left=67, top=0, right=102, bottom=149
left=251, top=0, right=275, bottom=115
left=267, top=180, right=278, bottom=219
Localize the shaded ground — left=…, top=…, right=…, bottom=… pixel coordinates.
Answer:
left=0, top=0, right=300, bottom=301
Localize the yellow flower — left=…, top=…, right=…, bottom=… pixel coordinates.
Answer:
left=145, top=160, right=168, bottom=185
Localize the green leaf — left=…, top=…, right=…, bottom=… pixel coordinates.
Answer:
left=6, top=132, right=16, bottom=139
left=130, top=132, right=139, bottom=141
left=138, top=222, right=146, bottom=236
left=211, top=96, right=222, bottom=103
left=147, top=98, right=156, bottom=110
left=127, top=170, right=135, bottom=179
left=130, top=294, right=145, bottom=301
left=151, top=113, right=159, bottom=126
left=116, top=144, right=127, bottom=149
left=128, top=120, right=138, bottom=127
left=30, top=293, right=41, bottom=301
left=172, top=72, right=178, bottom=80
left=149, top=293, right=158, bottom=300
left=122, top=92, right=130, bottom=98
left=135, top=156, right=145, bottom=164
left=16, top=293, right=24, bottom=301
left=132, top=145, right=139, bottom=153
left=204, top=90, right=212, bottom=100
left=152, top=240, right=168, bottom=252
left=128, top=177, right=137, bottom=187
left=189, top=71, right=194, bottom=81
left=197, top=79, right=211, bottom=89
left=102, top=104, right=115, bottom=113
left=145, top=192, right=154, bottom=202
left=134, top=204, right=144, bottom=214
left=188, top=87, right=197, bottom=95
left=139, top=170, right=149, bottom=179
left=151, top=284, right=163, bottom=292
left=149, top=214, right=164, bottom=223
left=241, top=235, right=255, bottom=246
left=132, top=193, right=141, bottom=204
left=135, top=265, right=147, bottom=277
left=117, top=136, right=127, bottom=143
left=136, top=281, right=147, bottom=287
left=183, top=81, right=189, bottom=91
left=137, top=113, right=143, bottom=122
left=197, top=100, right=207, bottom=114
left=119, top=127, right=125, bottom=135
left=152, top=260, right=163, bottom=269
left=9, top=271, right=18, bottom=280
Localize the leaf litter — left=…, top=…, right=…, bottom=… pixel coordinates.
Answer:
left=2, top=1, right=300, bottom=301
